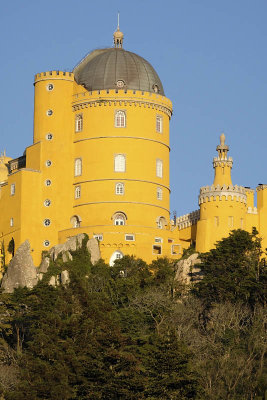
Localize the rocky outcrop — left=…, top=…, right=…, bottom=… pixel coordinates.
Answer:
left=87, top=238, right=101, bottom=265
left=175, top=253, right=203, bottom=285
left=1, top=240, right=38, bottom=293
left=1, top=234, right=101, bottom=293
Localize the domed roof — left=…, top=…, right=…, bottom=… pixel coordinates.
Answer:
left=73, top=48, right=165, bottom=95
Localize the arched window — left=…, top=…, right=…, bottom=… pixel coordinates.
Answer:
left=157, top=187, right=162, bottom=200
left=75, top=114, right=83, bottom=132
left=156, top=115, right=163, bottom=133
left=75, top=186, right=81, bottom=199
left=113, top=212, right=127, bottom=226
left=70, top=215, right=81, bottom=228
left=115, top=110, right=126, bottom=128
left=74, top=158, right=82, bottom=176
left=115, top=182, right=124, bottom=195
left=157, top=216, right=167, bottom=229
left=156, top=159, right=163, bottom=178
left=109, top=251, right=124, bottom=266
left=114, top=154, right=126, bottom=172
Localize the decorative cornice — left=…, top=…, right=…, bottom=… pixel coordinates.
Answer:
left=72, top=99, right=172, bottom=118
left=199, top=184, right=247, bottom=204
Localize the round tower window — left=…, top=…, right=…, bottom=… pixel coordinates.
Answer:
left=45, top=179, right=51, bottom=186
left=116, top=80, right=125, bottom=88
left=43, top=240, right=50, bottom=247
left=46, top=160, right=52, bottom=167
left=46, top=83, right=54, bottom=91
left=46, top=133, right=53, bottom=141
left=44, top=199, right=51, bottom=207
left=43, top=219, right=51, bottom=227
left=46, top=109, right=53, bottom=116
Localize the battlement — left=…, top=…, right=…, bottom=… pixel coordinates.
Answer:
left=213, top=156, right=233, bottom=167
left=176, top=209, right=200, bottom=230
left=256, top=184, right=267, bottom=191
left=72, top=89, right=172, bottom=109
left=199, top=184, right=247, bottom=204
left=34, top=70, right=74, bottom=83
left=247, top=206, right=258, bottom=214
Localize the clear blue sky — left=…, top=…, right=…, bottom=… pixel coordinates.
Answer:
left=1, top=0, right=267, bottom=216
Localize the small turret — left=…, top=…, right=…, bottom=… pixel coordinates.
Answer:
left=213, top=133, right=233, bottom=186
left=113, top=13, right=124, bottom=48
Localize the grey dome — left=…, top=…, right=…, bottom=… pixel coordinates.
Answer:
left=73, top=48, right=164, bottom=95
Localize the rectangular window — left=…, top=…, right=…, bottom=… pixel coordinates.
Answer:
left=228, top=216, right=234, bottom=228
left=10, top=218, right=14, bottom=227
left=10, top=183, right=15, bottom=196
left=94, top=234, right=103, bottom=241
left=156, top=115, right=163, bottom=133
left=168, top=238, right=174, bottom=243
left=75, top=186, right=81, bottom=199
left=157, top=187, right=163, bottom=200
left=114, top=154, right=126, bottom=172
left=115, top=182, right=124, bottom=195
left=74, top=158, right=82, bottom=176
left=125, top=234, right=135, bottom=241
left=153, top=245, right=162, bottom=255
left=75, top=114, right=83, bottom=132
left=171, top=244, right=181, bottom=255
left=155, top=237, right=163, bottom=243
left=156, top=159, right=163, bottom=178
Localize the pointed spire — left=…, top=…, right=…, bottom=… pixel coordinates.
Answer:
left=113, top=12, right=124, bottom=48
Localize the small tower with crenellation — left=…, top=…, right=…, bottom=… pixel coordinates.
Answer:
left=196, top=134, right=248, bottom=253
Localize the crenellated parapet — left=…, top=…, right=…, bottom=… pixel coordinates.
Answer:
left=247, top=206, right=258, bottom=214
left=199, top=184, right=247, bottom=204
left=256, top=184, right=267, bottom=191
left=213, top=156, right=233, bottom=168
left=34, top=71, right=74, bottom=83
left=72, top=90, right=173, bottom=117
left=177, top=209, right=200, bottom=230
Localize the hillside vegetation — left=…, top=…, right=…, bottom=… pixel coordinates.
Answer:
left=0, top=229, right=266, bottom=399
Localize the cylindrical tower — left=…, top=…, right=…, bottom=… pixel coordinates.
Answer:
left=57, top=27, right=178, bottom=264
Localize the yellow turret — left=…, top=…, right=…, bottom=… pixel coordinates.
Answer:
left=213, top=133, right=233, bottom=186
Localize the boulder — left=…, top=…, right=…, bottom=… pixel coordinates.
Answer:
left=175, top=253, right=203, bottom=285
left=60, top=270, right=70, bottom=286
left=1, top=240, right=38, bottom=293
left=86, top=238, right=101, bottom=265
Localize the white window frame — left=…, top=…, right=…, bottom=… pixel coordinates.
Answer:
left=156, top=159, right=163, bottom=178
left=75, top=114, right=83, bottom=132
left=157, top=187, right=162, bottom=200
left=10, top=183, right=15, bottom=196
left=10, top=218, right=14, bottom=227
left=75, top=186, right=81, bottom=199
left=156, top=115, right=163, bottom=133
left=152, top=245, right=162, bottom=255
left=125, top=234, right=135, bottom=241
left=115, top=110, right=126, bottom=128
left=154, top=237, right=163, bottom=243
left=115, top=182, right=124, bottom=195
left=114, top=154, right=126, bottom=172
left=93, top=234, right=103, bottom=241
left=74, top=158, right=82, bottom=177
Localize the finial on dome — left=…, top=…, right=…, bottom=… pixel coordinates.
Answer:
left=113, top=12, right=124, bottom=48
